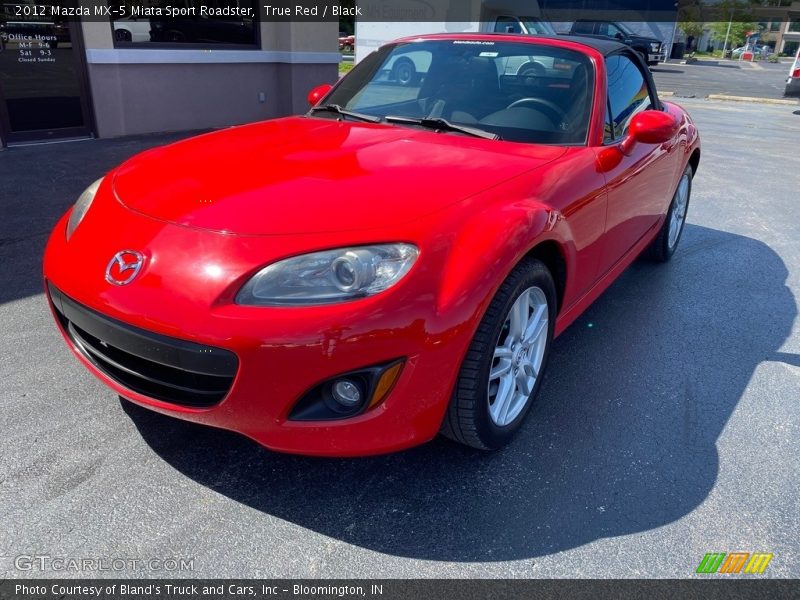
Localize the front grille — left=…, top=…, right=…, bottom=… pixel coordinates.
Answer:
left=48, top=283, right=238, bottom=408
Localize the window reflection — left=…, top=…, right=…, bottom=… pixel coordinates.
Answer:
left=606, top=54, right=652, bottom=139
left=107, top=1, right=257, bottom=47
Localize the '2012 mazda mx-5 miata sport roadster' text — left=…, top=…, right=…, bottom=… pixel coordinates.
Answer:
left=44, top=34, right=699, bottom=456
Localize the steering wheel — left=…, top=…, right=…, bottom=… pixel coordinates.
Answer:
left=505, top=98, right=567, bottom=125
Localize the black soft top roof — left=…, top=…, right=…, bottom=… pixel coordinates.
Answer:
left=519, top=34, right=631, bottom=56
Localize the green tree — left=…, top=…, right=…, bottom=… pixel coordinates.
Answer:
left=707, top=0, right=758, bottom=48
left=678, top=5, right=705, bottom=42
left=709, top=21, right=759, bottom=47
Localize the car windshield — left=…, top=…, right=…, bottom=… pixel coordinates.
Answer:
left=319, top=40, right=594, bottom=145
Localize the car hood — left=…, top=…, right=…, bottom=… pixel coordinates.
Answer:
left=629, top=34, right=661, bottom=44
left=112, top=117, right=565, bottom=236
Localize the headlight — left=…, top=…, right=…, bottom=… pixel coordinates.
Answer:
left=236, top=244, right=419, bottom=306
left=650, top=42, right=661, bottom=53
left=66, top=178, right=102, bottom=240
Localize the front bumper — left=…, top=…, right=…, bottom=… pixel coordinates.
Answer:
left=44, top=198, right=475, bottom=457
left=648, top=52, right=666, bottom=64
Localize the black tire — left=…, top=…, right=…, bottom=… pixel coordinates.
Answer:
left=392, top=58, right=416, bottom=86
left=165, top=30, right=185, bottom=43
left=441, top=258, right=557, bottom=450
left=114, top=29, right=132, bottom=43
left=518, top=61, right=544, bottom=78
left=644, top=164, right=693, bottom=262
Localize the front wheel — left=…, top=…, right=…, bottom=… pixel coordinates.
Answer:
left=645, top=165, right=693, bottom=262
left=441, top=258, right=556, bottom=450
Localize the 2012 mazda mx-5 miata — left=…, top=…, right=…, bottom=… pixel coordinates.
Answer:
left=44, top=34, right=700, bottom=456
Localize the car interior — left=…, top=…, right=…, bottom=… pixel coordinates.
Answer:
left=327, top=41, right=594, bottom=145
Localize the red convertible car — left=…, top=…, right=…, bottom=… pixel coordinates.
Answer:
left=44, top=34, right=699, bottom=456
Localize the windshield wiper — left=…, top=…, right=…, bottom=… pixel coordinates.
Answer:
left=309, top=104, right=381, bottom=123
left=384, top=115, right=500, bottom=140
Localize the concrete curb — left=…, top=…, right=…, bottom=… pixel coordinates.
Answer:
left=706, top=94, right=799, bottom=106
left=659, top=91, right=798, bottom=106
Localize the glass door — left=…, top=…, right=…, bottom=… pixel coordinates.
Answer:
left=0, top=2, right=94, bottom=145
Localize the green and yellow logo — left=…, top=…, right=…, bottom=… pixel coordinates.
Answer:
left=696, top=552, right=773, bottom=574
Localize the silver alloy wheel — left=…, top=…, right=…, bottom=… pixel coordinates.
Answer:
left=488, top=286, right=549, bottom=427
left=668, top=173, right=690, bottom=249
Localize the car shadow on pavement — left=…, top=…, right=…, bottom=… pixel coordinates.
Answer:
left=123, top=224, right=796, bottom=562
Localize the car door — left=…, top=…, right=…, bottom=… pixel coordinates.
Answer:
left=597, top=52, right=680, bottom=275
left=598, top=22, right=624, bottom=40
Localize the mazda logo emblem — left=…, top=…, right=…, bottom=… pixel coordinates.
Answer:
left=105, top=250, right=144, bottom=286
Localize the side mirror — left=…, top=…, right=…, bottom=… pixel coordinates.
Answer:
left=307, top=84, right=333, bottom=107
left=619, top=110, right=678, bottom=155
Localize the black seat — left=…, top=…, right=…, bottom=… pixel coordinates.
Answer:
left=564, top=63, right=590, bottom=142
left=424, top=56, right=504, bottom=122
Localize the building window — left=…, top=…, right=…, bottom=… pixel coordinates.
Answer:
left=108, top=0, right=258, bottom=48
left=788, top=19, right=800, bottom=34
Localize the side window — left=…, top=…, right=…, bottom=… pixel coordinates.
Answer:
left=605, top=54, right=653, bottom=140
left=494, top=16, right=522, bottom=34
left=604, top=101, right=615, bottom=144
left=601, top=23, right=625, bottom=39
left=572, top=21, right=595, bottom=35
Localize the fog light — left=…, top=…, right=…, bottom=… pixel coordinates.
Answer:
left=331, top=379, right=362, bottom=407
left=289, top=359, right=405, bottom=421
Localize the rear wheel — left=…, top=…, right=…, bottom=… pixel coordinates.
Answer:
left=165, top=30, right=185, bottom=43
left=645, top=165, right=692, bottom=262
left=441, top=258, right=556, bottom=450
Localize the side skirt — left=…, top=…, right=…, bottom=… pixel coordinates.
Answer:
left=553, top=218, right=663, bottom=338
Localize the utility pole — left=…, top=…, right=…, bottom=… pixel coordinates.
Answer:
left=722, top=8, right=734, bottom=56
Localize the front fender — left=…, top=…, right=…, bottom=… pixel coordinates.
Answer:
left=436, top=200, right=563, bottom=323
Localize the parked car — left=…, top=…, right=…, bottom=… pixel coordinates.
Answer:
left=785, top=47, right=800, bottom=97
left=45, top=34, right=700, bottom=457
left=490, top=15, right=556, bottom=35
left=338, top=32, right=354, bottom=54
left=731, top=45, right=768, bottom=59
left=568, top=20, right=666, bottom=66
left=381, top=47, right=432, bottom=85
left=149, top=16, right=254, bottom=44
left=111, top=16, right=153, bottom=43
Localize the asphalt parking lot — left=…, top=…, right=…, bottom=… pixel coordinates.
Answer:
left=652, top=59, right=797, bottom=101
left=1, top=98, right=798, bottom=578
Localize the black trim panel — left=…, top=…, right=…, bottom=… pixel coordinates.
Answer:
left=48, top=283, right=237, bottom=407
